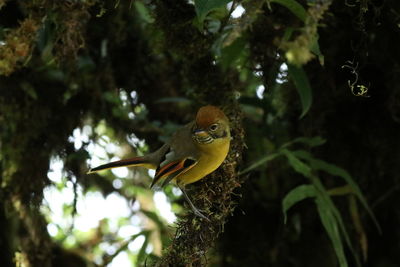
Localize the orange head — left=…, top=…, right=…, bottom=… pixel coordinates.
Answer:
left=195, top=105, right=228, bottom=128
left=193, top=105, right=230, bottom=144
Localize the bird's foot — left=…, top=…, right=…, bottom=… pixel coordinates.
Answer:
left=191, top=207, right=210, bottom=221
left=178, top=184, right=210, bottom=221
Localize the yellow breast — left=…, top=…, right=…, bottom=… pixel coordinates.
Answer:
left=176, top=137, right=230, bottom=185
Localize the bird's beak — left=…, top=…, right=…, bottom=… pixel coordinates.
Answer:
left=194, top=130, right=208, bottom=138
left=193, top=130, right=213, bottom=144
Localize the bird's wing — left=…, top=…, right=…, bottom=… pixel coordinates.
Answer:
left=151, top=157, right=197, bottom=188
left=150, top=123, right=200, bottom=188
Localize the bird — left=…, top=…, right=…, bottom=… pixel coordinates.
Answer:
left=87, top=105, right=231, bottom=220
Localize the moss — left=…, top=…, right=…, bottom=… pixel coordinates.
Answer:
left=280, top=2, right=331, bottom=66
left=148, top=2, right=245, bottom=265
left=0, top=18, right=39, bottom=76
left=51, top=1, right=93, bottom=61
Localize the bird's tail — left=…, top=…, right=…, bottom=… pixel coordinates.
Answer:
left=87, top=156, right=154, bottom=174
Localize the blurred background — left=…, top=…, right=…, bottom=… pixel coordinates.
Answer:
left=1, top=0, right=400, bottom=266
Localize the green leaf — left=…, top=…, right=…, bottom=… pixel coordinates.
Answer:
left=194, top=0, right=231, bottom=23
left=220, top=37, right=248, bottom=70
left=270, top=0, right=307, bottom=22
left=280, top=149, right=357, bottom=264
left=293, top=136, right=326, bottom=147
left=282, top=184, right=317, bottom=223
left=141, top=209, right=167, bottom=230
left=20, top=82, right=38, bottom=100
left=280, top=148, right=312, bottom=177
left=282, top=27, right=295, bottom=42
left=293, top=150, right=381, bottom=233
left=137, top=231, right=150, bottom=264
left=310, top=35, right=324, bottom=65
left=287, top=64, right=313, bottom=118
left=281, top=148, right=361, bottom=266
left=207, top=19, right=222, bottom=33
left=239, top=153, right=280, bottom=175
left=309, top=175, right=360, bottom=267
left=282, top=136, right=326, bottom=148
left=315, top=197, right=348, bottom=267
left=134, top=2, right=155, bottom=23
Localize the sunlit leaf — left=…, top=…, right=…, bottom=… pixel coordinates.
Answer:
left=141, top=209, right=167, bottom=230
left=194, top=0, right=230, bottom=23
left=282, top=184, right=316, bottom=223
left=137, top=231, right=150, bottom=264
left=102, top=231, right=150, bottom=266
left=270, top=0, right=307, bottom=22
left=287, top=64, right=313, bottom=118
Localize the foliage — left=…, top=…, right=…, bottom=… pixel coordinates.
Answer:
left=241, top=136, right=379, bottom=266
left=1, top=0, right=400, bottom=266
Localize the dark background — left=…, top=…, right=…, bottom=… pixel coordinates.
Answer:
left=1, top=0, right=399, bottom=266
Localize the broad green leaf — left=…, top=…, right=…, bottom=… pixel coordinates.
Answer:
left=270, top=0, right=307, bottom=22
left=282, top=184, right=317, bottom=223
left=194, top=0, right=231, bottom=23
left=287, top=64, right=313, bottom=118
left=280, top=148, right=312, bottom=177
left=293, top=150, right=381, bottom=233
left=239, top=153, right=280, bottom=175
left=280, top=148, right=357, bottom=264
left=315, top=197, right=348, bottom=267
left=312, top=159, right=381, bottom=233
left=281, top=149, right=361, bottom=266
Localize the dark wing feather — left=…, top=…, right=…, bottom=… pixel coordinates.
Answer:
left=150, top=158, right=197, bottom=188
left=149, top=123, right=200, bottom=188
left=87, top=157, right=147, bottom=174
left=161, top=158, right=197, bottom=187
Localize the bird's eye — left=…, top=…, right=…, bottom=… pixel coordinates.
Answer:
left=209, top=124, right=218, bottom=131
